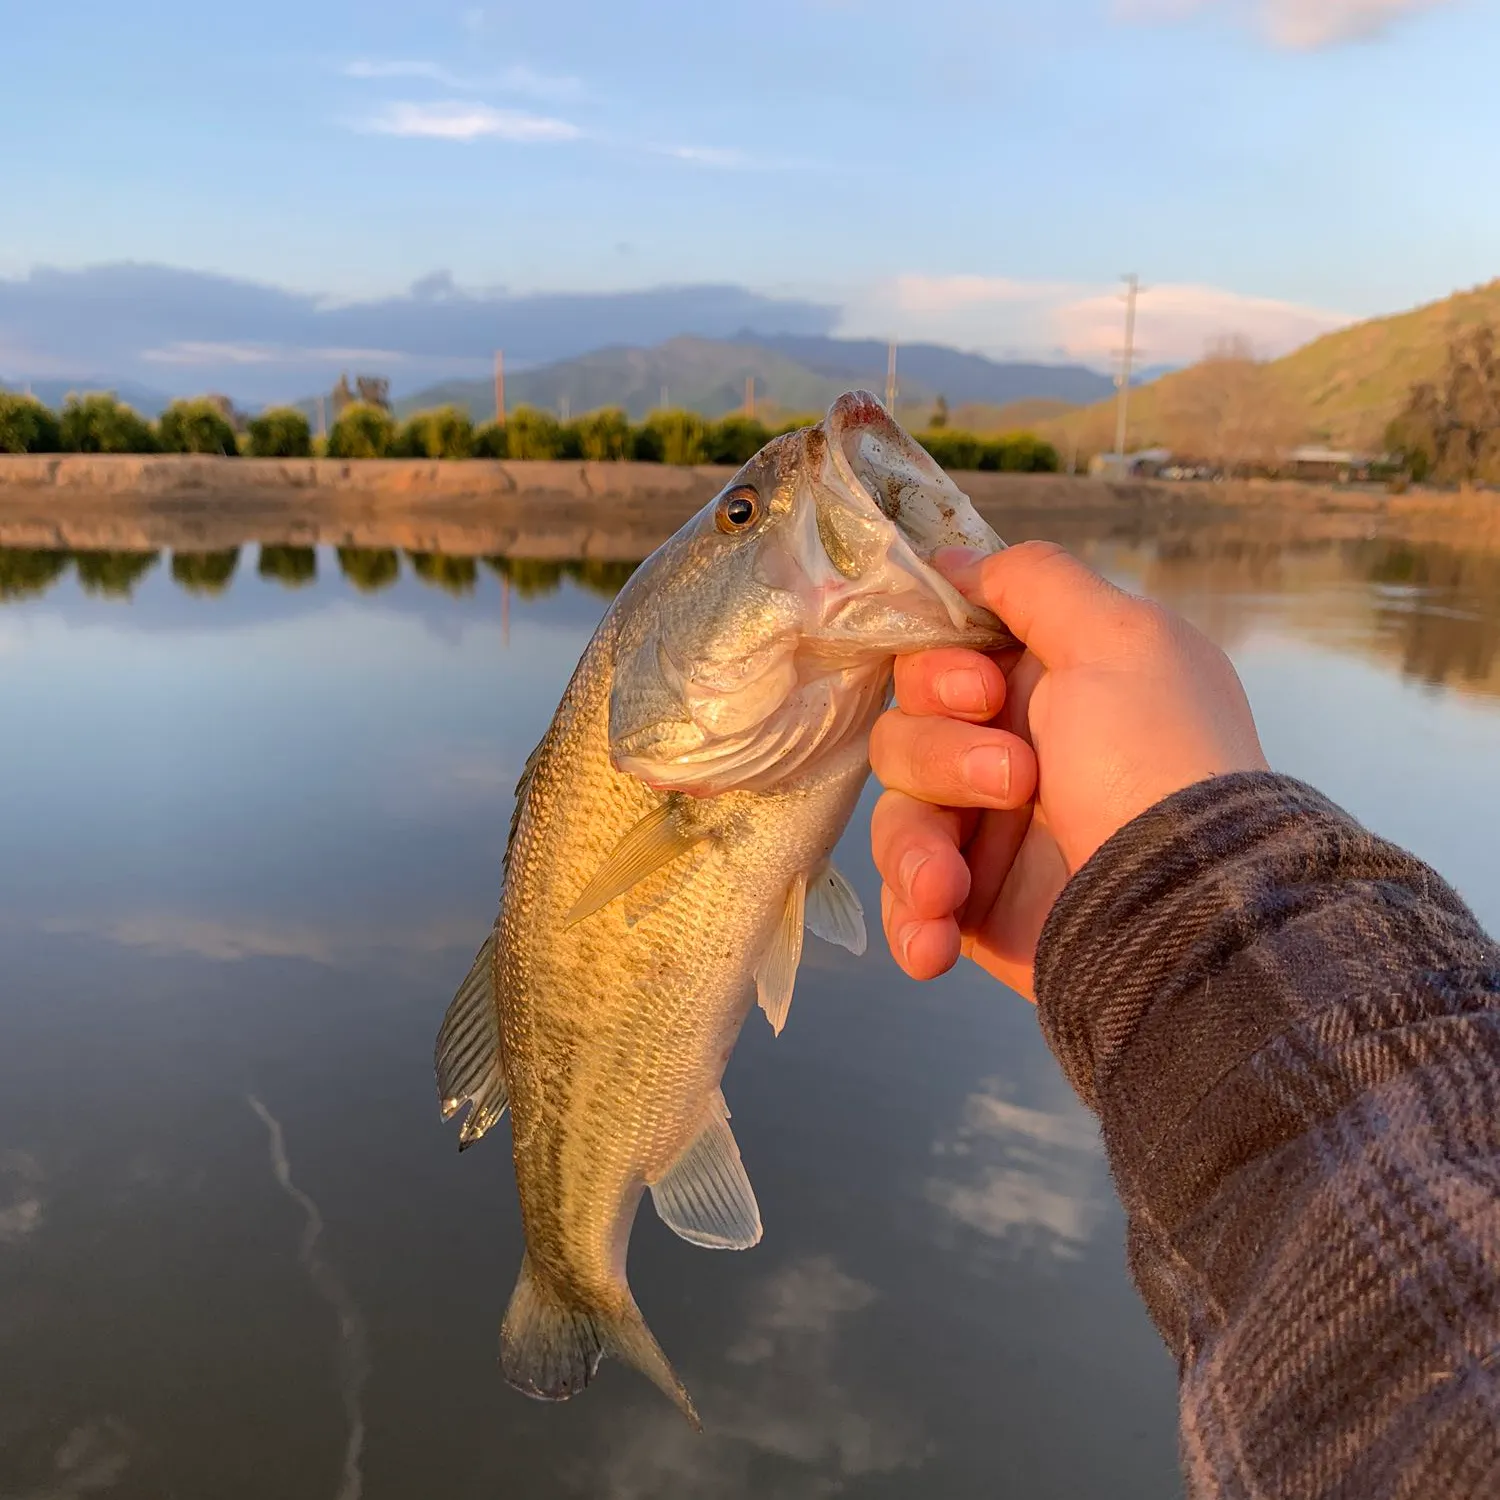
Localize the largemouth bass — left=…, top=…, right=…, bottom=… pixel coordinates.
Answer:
left=436, top=391, right=1011, bottom=1427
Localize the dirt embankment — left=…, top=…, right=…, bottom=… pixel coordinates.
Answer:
left=0, top=454, right=1495, bottom=558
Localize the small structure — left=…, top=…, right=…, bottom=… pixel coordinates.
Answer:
left=1282, top=446, right=1376, bottom=483
left=1089, top=447, right=1173, bottom=480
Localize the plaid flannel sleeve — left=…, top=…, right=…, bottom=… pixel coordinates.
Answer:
left=1034, top=771, right=1500, bottom=1500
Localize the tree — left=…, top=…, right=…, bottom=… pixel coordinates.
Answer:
left=396, top=406, right=475, bottom=459
left=573, top=408, right=632, bottom=461
left=331, top=373, right=355, bottom=417
left=1389, top=325, right=1500, bottom=485
left=0, top=393, right=61, bottom=453
left=171, top=549, right=240, bottom=595
left=356, top=375, right=391, bottom=411
left=337, top=547, right=401, bottom=592
left=246, top=407, right=313, bottom=458
left=504, top=406, right=565, bottom=460
left=639, top=409, right=708, bottom=465
left=707, top=416, right=770, bottom=466
left=59, top=394, right=157, bottom=453
left=258, top=545, right=317, bottom=587
left=158, top=398, right=239, bottom=455
left=1160, top=336, right=1304, bottom=472
left=930, top=395, right=950, bottom=430
left=326, top=402, right=396, bottom=459
left=471, top=421, right=508, bottom=459
left=74, top=550, right=160, bottom=598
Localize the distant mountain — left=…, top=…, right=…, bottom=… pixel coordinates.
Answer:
left=386, top=335, right=1131, bottom=426
left=0, top=376, right=174, bottom=417
left=1055, top=277, right=1500, bottom=454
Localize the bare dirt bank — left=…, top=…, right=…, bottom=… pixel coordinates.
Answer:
left=0, top=455, right=1495, bottom=557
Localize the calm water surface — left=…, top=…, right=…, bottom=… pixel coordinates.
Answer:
left=0, top=532, right=1497, bottom=1499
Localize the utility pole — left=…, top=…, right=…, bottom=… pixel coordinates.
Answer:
left=493, top=351, right=506, bottom=425
left=560, top=394, right=571, bottom=423
left=315, top=395, right=326, bottom=441
left=1114, top=274, right=1140, bottom=458
left=744, top=375, right=755, bottom=420
left=885, top=340, right=899, bottom=413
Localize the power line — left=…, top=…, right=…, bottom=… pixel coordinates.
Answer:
left=1114, top=274, right=1142, bottom=458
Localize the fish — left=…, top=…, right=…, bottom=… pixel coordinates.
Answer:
left=435, top=390, right=1012, bottom=1428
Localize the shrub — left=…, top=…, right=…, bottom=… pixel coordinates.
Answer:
left=59, top=394, right=157, bottom=454
left=258, top=545, right=318, bottom=587
left=159, top=398, right=239, bottom=456
left=640, top=409, right=709, bottom=466
left=919, top=429, right=984, bottom=473
left=505, top=406, right=565, bottom=460
left=771, top=413, right=820, bottom=436
left=407, top=551, right=478, bottom=595
left=572, top=408, right=632, bottom=461
left=171, top=549, right=240, bottom=595
left=246, top=407, right=313, bottom=458
left=471, top=421, right=508, bottom=459
left=707, top=416, right=770, bottom=466
left=396, top=405, right=475, bottom=459
left=980, top=433, right=1061, bottom=473
left=325, top=401, right=395, bottom=459
left=0, top=393, right=61, bottom=453
left=74, top=550, right=160, bottom=598
left=338, top=547, right=400, bottom=593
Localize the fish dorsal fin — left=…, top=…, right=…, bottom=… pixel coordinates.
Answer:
left=650, top=1092, right=763, bottom=1252
left=565, top=800, right=707, bottom=927
left=804, top=859, right=867, bottom=956
left=755, top=873, right=807, bottom=1037
left=434, top=931, right=509, bottom=1151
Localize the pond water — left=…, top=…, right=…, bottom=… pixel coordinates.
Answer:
left=0, top=529, right=1497, bottom=1500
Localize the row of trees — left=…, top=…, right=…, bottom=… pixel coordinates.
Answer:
left=0, top=544, right=640, bottom=604
left=0, top=390, right=1060, bottom=472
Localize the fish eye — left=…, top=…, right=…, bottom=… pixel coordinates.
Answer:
left=715, top=486, right=762, bottom=534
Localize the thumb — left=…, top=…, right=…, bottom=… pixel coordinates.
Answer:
left=932, top=540, right=1135, bottom=670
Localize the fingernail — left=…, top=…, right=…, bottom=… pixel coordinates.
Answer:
left=898, top=848, right=929, bottom=902
left=963, top=743, right=1011, bottom=802
left=935, top=668, right=989, bottom=715
left=897, top=923, right=917, bottom=970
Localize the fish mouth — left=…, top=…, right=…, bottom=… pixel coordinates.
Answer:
left=808, top=391, right=1012, bottom=651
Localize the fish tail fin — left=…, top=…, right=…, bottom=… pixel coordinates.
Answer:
left=499, top=1256, right=701, bottom=1431
left=500, top=1253, right=604, bottom=1404
left=603, top=1295, right=701, bottom=1432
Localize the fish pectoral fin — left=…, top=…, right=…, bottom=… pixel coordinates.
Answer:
left=755, top=873, right=807, bottom=1037
left=804, top=859, right=867, bottom=956
left=651, top=1095, right=764, bottom=1252
left=565, top=800, right=707, bottom=928
left=434, top=930, right=509, bottom=1151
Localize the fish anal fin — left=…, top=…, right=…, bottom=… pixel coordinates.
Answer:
left=501, top=1255, right=700, bottom=1430
left=651, top=1101, right=763, bottom=1253
left=756, top=873, right=807, bottom=1037
left=565, top=801, right=707, bottom=928
left=804, top=859, right=867, bottom=957
left=434, top=932, right=509, bottom=1150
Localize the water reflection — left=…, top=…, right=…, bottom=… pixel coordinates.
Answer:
left=258, top=545, right=318, bottom=589
left=171, top=549, right=240, bottom=597
left=337, top=547, right=401, bottom=594
left=0, top=549, right=71, bottom=601
left=74, top=550, right=159, bottom=599
left=407, top=551, right=478, bottom=596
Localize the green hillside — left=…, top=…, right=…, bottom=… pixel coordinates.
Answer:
left=1055, top=277, right=1500, bottom=456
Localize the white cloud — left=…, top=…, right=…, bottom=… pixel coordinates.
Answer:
left=839, top=273, right=1352, bottom=365
left=1117, top=0, right=1455, bottom=49
left=343, top=58, right=582, bottom=100
left=362, top=101, right=581, bottom=143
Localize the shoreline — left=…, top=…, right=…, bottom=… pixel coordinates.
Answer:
left=0, top=454, right=1496, bottom=558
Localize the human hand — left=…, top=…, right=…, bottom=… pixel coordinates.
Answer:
left=870, top=541, right=1269, bottom=999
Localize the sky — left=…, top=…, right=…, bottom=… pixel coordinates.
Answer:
left=2, top=0, right=1496, bottom=391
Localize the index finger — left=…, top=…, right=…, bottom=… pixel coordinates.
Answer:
left=934, top=540, right=1141, bottom=670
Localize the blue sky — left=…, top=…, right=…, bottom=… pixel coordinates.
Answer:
left=2, top=0, right=1496, bottom=377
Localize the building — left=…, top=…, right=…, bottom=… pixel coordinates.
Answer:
left=1089, top=447, right=1174, bottom=480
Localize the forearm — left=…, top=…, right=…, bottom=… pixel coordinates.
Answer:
left=1035, top=771, right=1500, bottom=1498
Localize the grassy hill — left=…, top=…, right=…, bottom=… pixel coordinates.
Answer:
left=1052, top=277, right=1500, bottom=457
